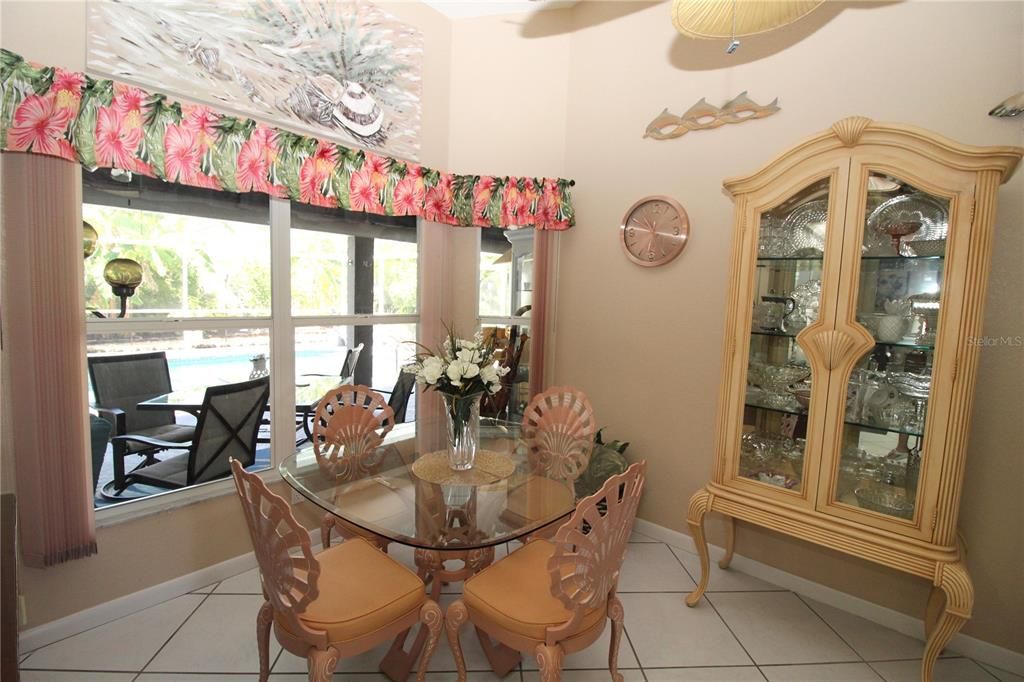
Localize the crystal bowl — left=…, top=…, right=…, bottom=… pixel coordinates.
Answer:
left=788, top=386, right=812, bottom=409
left=756, top=365, right=811, bottom=394
left=854, top=485, right=915, bottom=520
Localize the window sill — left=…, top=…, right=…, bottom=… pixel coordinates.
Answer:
left=94, top=466, right=281, bottom=529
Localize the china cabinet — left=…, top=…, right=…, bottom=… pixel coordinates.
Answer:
left=685, top=117, right=1021, bottom=681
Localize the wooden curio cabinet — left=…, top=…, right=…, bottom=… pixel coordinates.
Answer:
left=685, top=117, right=1022, bottom=682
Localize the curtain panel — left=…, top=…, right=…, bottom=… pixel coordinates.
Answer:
left=0, top=49, right=575, bottom=231
left=2, top=153, right=98, bottom=567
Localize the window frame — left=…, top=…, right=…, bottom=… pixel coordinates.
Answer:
left=90, top=192, right=422, bottom=522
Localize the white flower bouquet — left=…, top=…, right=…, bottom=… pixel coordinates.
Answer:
left=402, top=327, right=510, bottom=398
left=403, top=326, right=510, bottom=470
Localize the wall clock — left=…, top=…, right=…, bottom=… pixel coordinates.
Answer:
left=620, top=195, right=691, bottom=267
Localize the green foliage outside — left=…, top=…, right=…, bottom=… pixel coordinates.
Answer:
left=85, top=205, right=418, bottom=318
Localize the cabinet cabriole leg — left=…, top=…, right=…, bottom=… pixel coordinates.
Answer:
left=921, top=561, right=972, bottom=682
left=719, top=515, right=736, bottom=569
left=685, top=489, right=713, bottom=607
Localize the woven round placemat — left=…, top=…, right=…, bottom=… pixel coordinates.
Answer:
left=411, top=449, right=516, bottom=486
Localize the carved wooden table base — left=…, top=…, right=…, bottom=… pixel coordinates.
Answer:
left=378, top=545, right=503, bottom=681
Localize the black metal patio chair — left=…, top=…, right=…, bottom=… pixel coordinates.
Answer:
left=105, top=377, right=270, bottom=495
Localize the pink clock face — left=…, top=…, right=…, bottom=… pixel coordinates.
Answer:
left=621, top=196, right=691, bottom=267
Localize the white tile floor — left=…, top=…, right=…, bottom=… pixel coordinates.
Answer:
left=18, top=531, right=1022, bottom=682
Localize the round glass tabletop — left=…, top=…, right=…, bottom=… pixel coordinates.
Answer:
left=278, top=418, right=577, bottom=550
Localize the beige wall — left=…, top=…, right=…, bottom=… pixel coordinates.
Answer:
left=0, top=0, right=453, bottom=629
left=547, top=0, right=1023, bottom=653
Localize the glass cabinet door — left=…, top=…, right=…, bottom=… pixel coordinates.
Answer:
left=738, top=177, right=833, bottom=494
left=830, top=172, right=948, bottom=523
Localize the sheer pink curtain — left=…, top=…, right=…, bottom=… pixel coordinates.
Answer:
left=416, top=220, right=453, bottom=453
left=2, top=154, right=97, bottom=567
left=529, top=229, right=556, bottom=399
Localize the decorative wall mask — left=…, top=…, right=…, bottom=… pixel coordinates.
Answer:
left=644, top=92, right=780, bottom=140
left=87, top=0, right=424, bottom=160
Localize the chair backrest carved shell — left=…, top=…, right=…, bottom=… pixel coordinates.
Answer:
left=312, top=385, right=395, bottom=480
left=546, top=460, right=646, bottom=640
left=521, top=386, right=597, bottom=482
left=229, top=459, right=324, bottom=644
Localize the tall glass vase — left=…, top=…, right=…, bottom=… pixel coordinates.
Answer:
left=442, top=391, right=483, bottom=471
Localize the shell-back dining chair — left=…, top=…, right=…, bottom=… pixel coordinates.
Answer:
left=506, top=387, right=598, bottom=533
left=522, top=386, right=598, bottom=482
left=229, top=459, right=442, bottom=682
left=311, top=385, right=395, bottom=551
left=446, top=460, right=647, bottom=682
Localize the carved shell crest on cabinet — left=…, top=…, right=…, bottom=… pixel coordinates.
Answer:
left=832, top=116, right=874, bottom=146
left=800, top=328, right=865, bottom=370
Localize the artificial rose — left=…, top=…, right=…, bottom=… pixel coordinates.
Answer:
left=445, top=362, right=463, bottom=385
left=421, top=357, right=445, bottom=384
left=479, top=364, right=499, bottom=386
left=460, top=362, right=480, bottom=379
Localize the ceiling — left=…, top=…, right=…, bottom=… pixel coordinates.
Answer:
left=423, top=0, right=577, bottom=19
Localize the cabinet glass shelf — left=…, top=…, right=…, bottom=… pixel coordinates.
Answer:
left=843, top=417, right=924, bottom=438
left=745, top=400, right=807, bottom=417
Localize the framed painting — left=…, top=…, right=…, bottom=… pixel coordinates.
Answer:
left=87, top=0, right=423, bottom=160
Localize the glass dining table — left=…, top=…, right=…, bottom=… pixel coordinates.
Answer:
left=278, top=417, right=578, bottom=679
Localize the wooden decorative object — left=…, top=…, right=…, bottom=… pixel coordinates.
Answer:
left=620, top=196, right=691, bottom=267
left=522, top=386, right=598, bottom=481
left=312, top=384, right=394, bottom=550
left=445, top=461, right=647, bottom=682
left=684, top=117, right=1022, bottom=682
left=229, top=460, right=443, bottom=682
left=644, top=92, right=780, bottom=140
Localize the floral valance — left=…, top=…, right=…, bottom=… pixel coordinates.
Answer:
left=0, top=49, right=575, bottom=230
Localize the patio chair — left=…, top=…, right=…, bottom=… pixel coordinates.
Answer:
left=302, top=343, right=364, bottom=382
left=375, top=371, right=417, bottom=425
left=88, top=352, right=195, bottom=490
left=111, top=377, right=270, bottom=492
left=229, top=459, right=442, bottom=682
left=503, top=386, right=598, bottom=534
left=446, top=461, right=647, bottom=682
left=311, top=385, right=395, bottom=551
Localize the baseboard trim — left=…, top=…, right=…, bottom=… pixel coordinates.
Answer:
left=18, top=529, right=321, bottom=655
left=633, top=519, right=1024, bottom=676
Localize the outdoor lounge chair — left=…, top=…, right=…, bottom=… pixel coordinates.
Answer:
left=88, top=352, right=195, bottom=491
left=111, top=377, right=270, bottom=492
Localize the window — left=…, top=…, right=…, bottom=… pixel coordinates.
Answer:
left=290, top=202, right=419, bottom=420
left=479, top=227, right=534, bottom=420
left=83, top=169, right=427, bottom=513
left=84, top=169, right=273, bottom=509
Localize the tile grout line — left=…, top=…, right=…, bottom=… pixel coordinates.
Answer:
left=664, top=540, right=763, bottom=672
left=621, top=623, right=647, bottom=682
left=135, top=590, right=215, bottom=676
left=793, top=592, right=871, bottom=666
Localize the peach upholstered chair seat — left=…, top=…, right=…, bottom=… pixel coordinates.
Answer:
left=229, top=459, right=442, bottom=682
left=273, top=537, right=425, bottom=644
left=462, top=539, right=605, bottom=641
left=310, top=385, right=395, bottom=551
left=447, top=460, right=647, bottom=682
